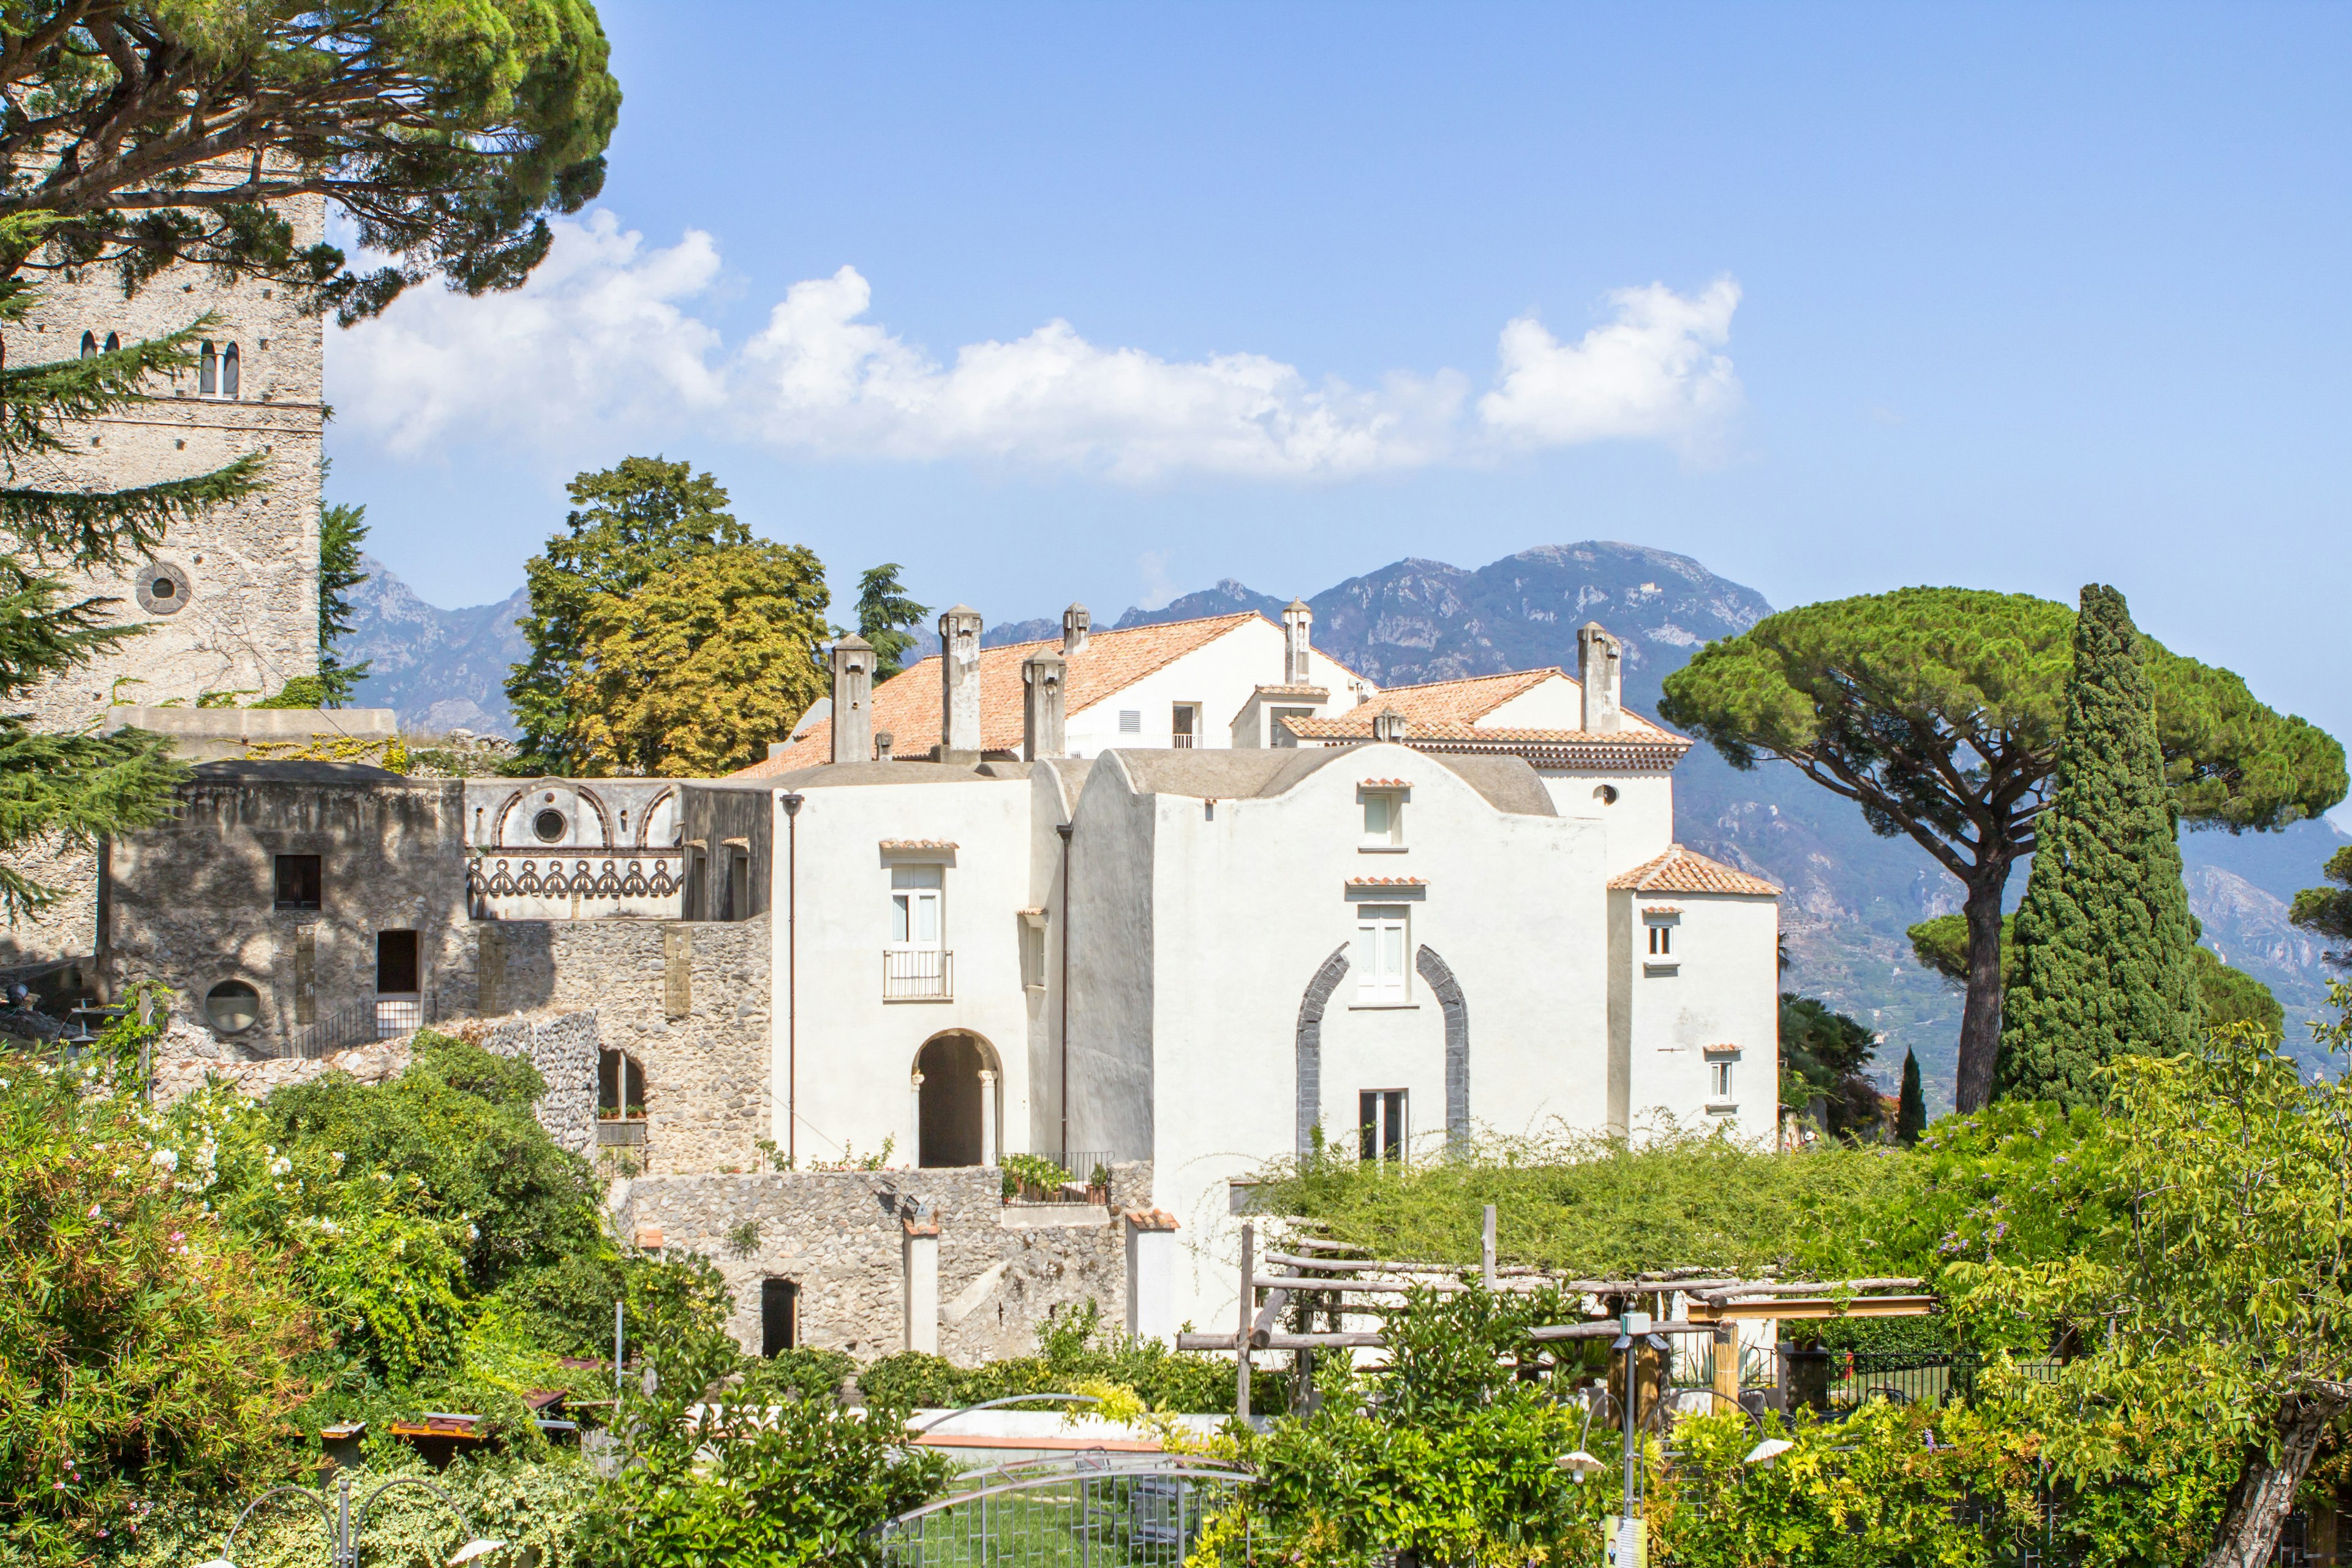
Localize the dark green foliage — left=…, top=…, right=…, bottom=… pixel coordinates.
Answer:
left=0, top=271, right=258, bottom=919
left=506, top=456, right=750, bottom=774
left=1998, top=586, right=2201, bottom=1107
left=1660, top=585, right=2345, bottom=1113
left=261, top=1031, right=602, bottom=1292
left=0, top=2, right=620, bottom=320
left=315, top=499, right=373, bottom=705
left=2291, top=845, right=2352, bottom=969
left=1913, top=910, right=2282, bottom=1040
left=1779, top=992, right=1885, bottom=1139
left=858, top=1298, right=1281, bottom=1414
left=1896, top=1049, right=1928, bottom=1145
left=854, top=562, right=930, bottom=681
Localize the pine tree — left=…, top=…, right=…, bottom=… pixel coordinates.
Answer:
left=1996, top=584, right=2200, bottom=1107
left=1895, top=1049, right=1927, bottom=1145
left=855, top=564, right=930, bottom=682
left=0, top=251, right=262, bottom=919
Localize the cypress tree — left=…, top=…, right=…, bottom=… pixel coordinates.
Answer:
left=1896, top=1049, right=1928, bottom=1145
left=1996, top=584, right=2200, bottom=1107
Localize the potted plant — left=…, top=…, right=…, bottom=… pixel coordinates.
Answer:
left=1087, top=1163, right=1112, bottom=1204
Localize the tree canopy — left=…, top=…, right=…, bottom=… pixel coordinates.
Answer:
left=0, top=1, right=620, bottom=319
left=1910, top=912, right=2283, bottom=1039
left=1997, top=586, right=2200, bottom=1107
left=2291, top=846, right=2352, bottom=970
left=1660, top=587, right=2345, bottom=1110
left=315, top=499, right=372, bottom=705
left=854, top=562, right=929, bottom=682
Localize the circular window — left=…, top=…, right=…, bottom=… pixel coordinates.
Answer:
left=203, top=980, right=260, bottom=1035
left=1594, top=785, right=1619, bottom=805
left=135, top=560, right=192, bottom=615
left=532, top=807, right=569, bottom=843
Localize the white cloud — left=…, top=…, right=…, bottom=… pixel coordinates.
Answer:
left=328, top=211, right=727, bottom=454
left=331, top=210, right=1742, bottom=475
left=1477, top=278, right=1743, bottom=447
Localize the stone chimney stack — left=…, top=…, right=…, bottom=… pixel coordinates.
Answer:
left=1371, top=710, right=1411, bottom=744
left=875, top=731, right=894, bottom=764
left=1577, top=622, right=1624, bottom=733
left=1063, top=603, right=1090, bottom=658
left=1282, top=598, right=1313, bottom=685
left=829, top=633, right=876, bottom=764
left=1023, top=650, right=1067, bottom=761
left=938, top=605, right=984, bottom=764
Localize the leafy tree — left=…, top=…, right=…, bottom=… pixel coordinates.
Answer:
left=1896, top=1048, right=1927, bottom=1145
left=2, top=1025, right=312, bottom=1567
left=1660, top=587, right=2345, bottom=1112
left=1997, top=586, right=2201, bottom=1107
left=1779, top=992, right=1882, bottom=1139
left=1911, top=911, right=2282, bottom=1041
left=1949, top=1011, right=2352, bottom=1567
left=2290, top=846, right=2352, bottom=969
left=854, top=562, right=930, bottom=681
left=507, top=456, right=751, bottom=772
left=568, top=538, right=831, bottom=775
left=0, top=2, right=620, bottom=320
left=316, top=499, right=372, bottom=704
left=0, top=263, right=258, bottom=919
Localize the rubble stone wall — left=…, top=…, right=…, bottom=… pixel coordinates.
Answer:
left=617, top=1161, right=1153, bottom=1364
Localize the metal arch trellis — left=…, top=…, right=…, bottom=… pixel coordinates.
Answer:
left=870, top=1453, right=1256, bottom=1567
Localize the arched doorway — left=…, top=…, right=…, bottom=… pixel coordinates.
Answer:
left=914, top=1031, right=997, bottom=1168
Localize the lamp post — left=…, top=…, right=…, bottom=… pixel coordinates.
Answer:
left=200, top=1471, right=503, bottom=1568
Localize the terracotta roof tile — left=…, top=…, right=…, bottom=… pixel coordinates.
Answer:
left=1608, top=845, right=1780, bottom=897
left=1347, top=875, right=1428, bottom=888
left=733, top=613, right=1267, bottom=775
left=879, top=839, right=958, bottom=851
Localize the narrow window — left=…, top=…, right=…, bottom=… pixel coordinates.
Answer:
left=375, top=929, right=420, bottom=994
left=1171, top=703, right=1198, bottom=748
left=726, top=850, right=750, bottom=921
left=103, top=331, right=119, bottom=354
left=762, top=1278, right=800, bottom=1356
left=1020, top=914, right=1048, bottom=989
left=599, top=1049, right=646, bottom=1118
left=1118, top=710, right=1142, bottom=736
left=891, top=864, right=944, bottom=946
left=274, top=854, right=322, bottom=911
left=222, top=342, right=240, bottom=396
left=1358, top=1089, right=1408, bottom=1164
left=1710, top=1061, right=1735, bottom=1101
left=1354, top=904, right=1410, bottom=1005
left=80, top=331, right=97, bottom=358
left=687, top=848, right=707, bottom=914
left=198, top=341, right=217, bottom=396
left=1648, top=923, right=1673, bottom=957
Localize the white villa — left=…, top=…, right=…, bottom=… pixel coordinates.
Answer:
left=725, top=601, right=1782, bottom=1332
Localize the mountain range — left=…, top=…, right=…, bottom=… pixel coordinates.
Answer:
left=345, top=541, right=2347, bottom=1107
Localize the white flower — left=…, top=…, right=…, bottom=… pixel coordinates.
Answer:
left=270, top=1157, right=292, bottom=1177
left=151, top=1149, right=179, bottom=1173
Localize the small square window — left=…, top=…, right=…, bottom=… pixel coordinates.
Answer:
left=274, top=854, right=321, bottom=910
left=1118, top=709, right=1142, bottom=734
left=1361, top=790, right=1402, bottom=848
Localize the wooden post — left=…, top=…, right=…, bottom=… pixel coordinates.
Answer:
left=1713, top=1322, right=1741, bottom=1412
left=1236, top=1223, right=1254, bottom=1419
left=1480, top=1204, right=1497, bottom=1291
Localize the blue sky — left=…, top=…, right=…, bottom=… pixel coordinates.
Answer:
left=326, top=2, right=2352, bottom=790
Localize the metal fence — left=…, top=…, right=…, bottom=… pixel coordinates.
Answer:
left=286, top=990, right=439, bottom=1059
left=1006, top=1151, right=1118, bottom=1205
left=872, top=1454, right=1253, bottom=1566
left=884, top=948, right=954, bottom=1001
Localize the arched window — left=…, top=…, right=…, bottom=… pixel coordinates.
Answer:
left=102, top=332, right=119, bottom=353
left=598, top=1049, right=646, bottom=1120
left=79, top=331, right=97, bottom=358
left=221, top=342, right=239, bottom=397
left=198, top=341, right=217, bottom=396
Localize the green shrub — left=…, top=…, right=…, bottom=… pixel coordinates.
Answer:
left=857, top=1299, right=1291, bottom=1415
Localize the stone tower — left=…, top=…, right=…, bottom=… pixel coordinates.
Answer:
left=829, top=634, right=876, bottom=764
left=937, top=605, right=983, bottom=765
left=2, top=180, right=327, bottom=970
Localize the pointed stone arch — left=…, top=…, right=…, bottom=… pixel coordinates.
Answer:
left=1294, top=944, right=1352, bottom=1155
left=1415, top=945, right=1470, bottom=1152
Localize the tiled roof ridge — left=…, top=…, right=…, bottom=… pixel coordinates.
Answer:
left=1608, top=844, right=1781, bottom=897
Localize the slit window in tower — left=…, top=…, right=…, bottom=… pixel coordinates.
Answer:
left=222, top=342, right=240, bottom=397
left=198, top=341, right=217, bottom=396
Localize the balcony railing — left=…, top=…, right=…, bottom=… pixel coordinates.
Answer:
left=468, top=849, right=685, bottom=905
left=883, top=947, right=953, bottom=1001
left=1172, top=732, right=1196, bottom=748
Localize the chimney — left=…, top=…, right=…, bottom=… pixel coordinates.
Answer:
left=1023, top=650, right=1066, bottom=761
left=875, top=731, right=894, bottom=764
left=1282, top=598, right=1313, bottom=685
left=1578, top=622, right=1623, bottom=733
left=830, top=633, right=876, bottom=764
left=1371, top=710, right=1410, bottom=744
left=938, top=605, right=984, bottom=763
left=1063, top=603, right=1090, bottom=658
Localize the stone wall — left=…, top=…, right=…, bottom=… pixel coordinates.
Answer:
left=617, top=1161, right=1153, bottom=1364
left=472, top=916, right=771, bottom=1175
left=464, top=1010, right=600, bottom=1155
